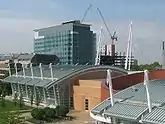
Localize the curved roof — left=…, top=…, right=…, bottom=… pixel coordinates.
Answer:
left=91, top=79, right=165, bottom=123
left=4, top=65, right=127, bottom=88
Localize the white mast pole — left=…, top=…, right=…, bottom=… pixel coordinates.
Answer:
left=30, top=63, right=34, bottom=79
left=14, top=63, right=18, bottom=77
left=22, top=64, right=25, bottom=78
left=95, top=26, right=103, bottom=65
left=128, top=21, right=133, bottom=71
left=39, top=63, right=43, bottom=80
left=49, top=63, right=54, bottom=81
left=125, top=22, right=132, bottom=70
left=107, top=69, right=114, bottom=106
left=144, top=70, right=152, bottom=113
left=8, top=63, right=11, bottom=76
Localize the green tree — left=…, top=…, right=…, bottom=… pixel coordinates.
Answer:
left=131, top=61, right=162, bottom=71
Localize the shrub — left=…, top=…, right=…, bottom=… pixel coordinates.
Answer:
left=31, top=105, right=70, bottom=121
left=31, top=108, right=45, bottom=120
left=43, top=107, right=55, bottom=119
left=55, top=105, right=69, bottom=117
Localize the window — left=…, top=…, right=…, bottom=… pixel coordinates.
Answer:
left=84, top=99, right=89, bottom=111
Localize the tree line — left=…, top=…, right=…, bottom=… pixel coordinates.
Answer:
left=131, top=61, right=162, bottom=71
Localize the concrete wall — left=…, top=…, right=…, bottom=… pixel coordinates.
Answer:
left=101, top=69, right=165, bottom=101
left=73, top=80, right=102, bottom=111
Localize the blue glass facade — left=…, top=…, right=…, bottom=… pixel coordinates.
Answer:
left=34, top=20, right=96, bottom=65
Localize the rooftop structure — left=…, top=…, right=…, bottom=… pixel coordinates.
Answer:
left=14, top=53, right=59, bottom=65
left=4, top=64, right=127, bottom=109
left=90, top=78, right=165, bottom=124
left=34, top=20, right=96, bottom=65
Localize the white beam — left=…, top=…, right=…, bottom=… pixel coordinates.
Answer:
left=22, top=64, right=26, bottom=78
left=43, top=88, right=47, bottom=104
left=8, top=63, right=11, bottom=76
left=125, top=21, right=132, bottom=70
left=53, top=85, right=57, bottom=105
left=49, top=63, right=54, bottom=81
left=95, top=26, right=103, bottom=65
left=14, top=63, right=18, bottom=77
left=128, top=21, right=133, bottom=71
left=39, top=63, right=43, bottom=80
left=30, top=63, right=34, bottom=79
left=25, top=84, right=28, bottom=99
left=106, top=69, right=114, bottom=106
left=144, top=70, right=152, bottom=113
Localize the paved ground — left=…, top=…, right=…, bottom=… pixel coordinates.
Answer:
left=21, top=110, right=95, bottom=124
left=59, top=111, right=95, bottom=124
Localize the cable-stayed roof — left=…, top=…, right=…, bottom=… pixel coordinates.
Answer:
left=4, top=65, right=127, bottom=88
left=91, top=79, right=165, bottom=123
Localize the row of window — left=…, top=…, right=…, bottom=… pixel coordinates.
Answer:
left=40, top=30, right=74, bottom=37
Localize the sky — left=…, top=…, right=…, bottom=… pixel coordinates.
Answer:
left=0, top=0, right=165, bottom=64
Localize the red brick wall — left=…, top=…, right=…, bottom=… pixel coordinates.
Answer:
left=101, top=69, right=165, bottom=101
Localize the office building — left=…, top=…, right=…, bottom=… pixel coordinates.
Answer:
left=34, top=20, right=96, bottom=65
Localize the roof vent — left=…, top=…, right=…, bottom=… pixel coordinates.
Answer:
left=60, top=68, right=63, bottom=71
left=72, top=69, right=75, bottom=71
left=132, top=86, right=138, bottom=92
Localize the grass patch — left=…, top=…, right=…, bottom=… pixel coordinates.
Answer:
left=0, top=100, right=32, bottom=112
left=0, top=99, right=32, bottom=123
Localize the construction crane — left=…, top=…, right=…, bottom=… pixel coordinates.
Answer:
left=81, top=4, right=92, bottom=22
left=97, top=8, right=117, bottom=44
left=97, top=8, right=117, bottom=56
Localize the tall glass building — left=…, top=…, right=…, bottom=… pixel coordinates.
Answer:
left=34, top=20, right=96, bottom=65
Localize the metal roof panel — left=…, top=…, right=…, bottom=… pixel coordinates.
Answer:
left=103, top=102, right=148, bottom=121
left=142, top=107, right=165, bottom=124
